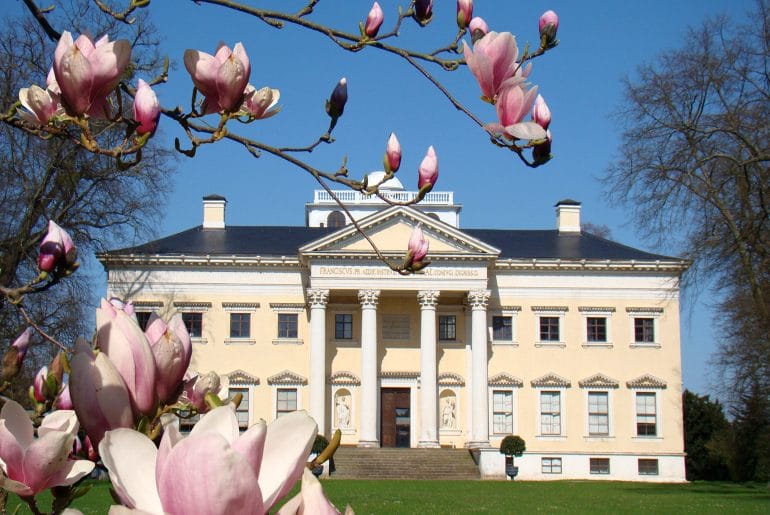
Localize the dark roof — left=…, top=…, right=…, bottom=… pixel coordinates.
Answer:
left=106, top=225, right=678, bottom=262
left=203, top=194, right=227, bottom=201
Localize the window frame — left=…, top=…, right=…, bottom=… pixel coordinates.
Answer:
left=229, top=312, right=251, bottom=339
left=492, top=315, right=513, bottom=342
left=181, top=312, right=203, bottom=338
left=638, top=458, right=659, bottom=476
left=438, top=314, right=457, bottom=342
left=491, top=389, right=514, bottom=435
left=277, top=313, right=298, bottom=339
left=539, top=390, right=563, bottom=436
left=541, top=457, right=563, bottom=474
left=275, top=387, right=298, bottom=418
left=626, top=308, right=662, bottom=347
left=532, top=307, right=567, bottom=347
left=635, top=392, right=658, bottom=437
left=587, top=391, right=610, bottom=437
left=589, top=457, right=610, bottom=475
left=539, top=316, right=560, bottom=342
left=334, top=313, right=353, bottom=340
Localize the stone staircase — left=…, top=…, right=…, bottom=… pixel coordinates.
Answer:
left=328, top=447, right=480, bottom=480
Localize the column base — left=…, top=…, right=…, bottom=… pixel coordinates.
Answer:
left=357, top=440, right=380, bottom=448
left=465, top=440, right=492, bottom=450
left=417, top=440, right=441, bottom=449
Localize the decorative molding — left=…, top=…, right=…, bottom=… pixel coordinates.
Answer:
left=267, top=370, right=308, bottom=386
left=306, top=289, right=329, bottom=308
left=227, top=369, right=260, bottom=385
left=625, top=307, right=664, bottom=313
left=417, top=290, right=441, bottom=308
left=329, top=371, right=361, bottom=386
left=380, top=371, right=420, bottom=380
left=531, top=373, right=571, bottom=388
left=222, top=302, right=260, bottom=311
left=438, top=372, right=465, bottom=387
left=357, top=289, right=381, bottom=308
left=466, top=290, right=490, bottom=309
left=488, top=372, right=523, bottom=387
left=173, top=301, right=212, bottom=312
left=132, top=300, right=164, bottom=308
left=578, top=373, right=620, bottom=389
left=626, top=374, right=667, bottom=389
left=270, top=303, right=305, bottom=312
left=578, top=306, right=616, bottom=313
left=531, top=306, right=569, bottom=313
left=496, top=305, right=522, bottom=312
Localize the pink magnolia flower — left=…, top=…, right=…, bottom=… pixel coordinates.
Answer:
left=364, top=2, right=384, bottom=38
left=69, top=338, right=134, bottom=447
left=384, top=133, right=401, bottom=173
left=18, top=85, right=61, bottom=125
left=532, top=94, right=551, bottom=130
left=184, top=42, right=251, bottom=114
left=52, top=31, right=131, bottom=117
left=133, top=79, right=160, bottom=136
left=145, top=313, right=192, bottom=404
left=241, top=84, right=281, bottom=119
left=456, top=0, right=473, bottom=30
left=181, top=371, right=222, bottom=412
left=463, top=31, right=524, bottom=100
left=408, top=224, right=429, bottom=263
left=33, top=366, right=48, bottom=402
left=469, top=16, right=489, bottom=36
left=486, top=82, right=546, bottom=141
left=37, top=220, right=77, bottom=273
left=0, top=400, right=94, bottom=496
left=276, top=468, right=342, bottom=515
left=418, top=145, right=438, bottom=190
left=100, top=406, right=318, bottom=514
left=55, top=383, right=74, bottom=410
left=96, top=298, right=157, bottom=417
left=539, top=10, right=559, bottom=36
left=2, top=327, right=33, bottom=378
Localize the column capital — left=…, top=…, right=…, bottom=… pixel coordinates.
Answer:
left=467, top=290, right=491, bottom=310
left=306, top=288, right=329, bottom=308
left=357, top=289, right=381, bottom=308
left=417, top=290, right=440, bottom=309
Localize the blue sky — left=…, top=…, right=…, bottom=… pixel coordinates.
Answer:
left=12, top=0, right=755, bottom=396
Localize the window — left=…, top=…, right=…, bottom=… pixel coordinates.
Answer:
left=230, top=387, right=249, bottom=430
left=276, top=388, right=297, bottom=417
left=589, top=458, right=610, bottom=475
left=634, top=317, right=655, bottom=343
left=636, top=392, right=657, bottom=436
left=492, top=390, right=513, bottom=434
left=335, top=314, right=353, bottom=340
left=586, top=317, right=607, bottom=342
left=588, top=392, right=609, bottom=436
left=135, top=311, right=153, bottom=331
left=539, top=316, right=560, bottom=341
left=182, top=312, right=203, bottom=338
left=542, top=457, right=562, bottom=474
left=493, top=316, right=513, bottom=341
left=638, top=459, right=659, bottom=475
left=327, top=211, right=345, bottom=228
left=540, top=391, right=561, bottom=435
left=229, top=313, right=251, bottom=338
left=439, top=315, right=456, bottom=341
left=277, top=313, right=298, bottom=339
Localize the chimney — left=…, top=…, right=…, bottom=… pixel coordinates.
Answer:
left=202, top=194, right=227, bottom=229
left=555, top=199, right=581, bottom=233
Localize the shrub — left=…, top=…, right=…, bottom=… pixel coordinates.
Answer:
left=499, top=435, right=526, bottom=456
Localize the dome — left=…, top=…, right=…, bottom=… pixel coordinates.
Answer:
left=366, top=171, right=404, bottom=191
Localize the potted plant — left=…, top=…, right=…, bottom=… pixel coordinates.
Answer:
left=310, top=434, right=329, bottom=477
left=499, top=435, right=526, bottom=480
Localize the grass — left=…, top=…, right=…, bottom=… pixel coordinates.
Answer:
left=6, top=479, right=769, bottom=514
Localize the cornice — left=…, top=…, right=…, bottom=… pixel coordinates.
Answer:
left=488, top=372, right=523, bottom=387
left=98, top=253, right=303, bottom=268
left=531, top=373, right=572, bottom=388
left=494, top=258, right=689, bottom=273
left=328, top=371, right=361, bottom=386
left=267, top=370, right=308, bottom=386
left=227, top=369, right=260, bottom=385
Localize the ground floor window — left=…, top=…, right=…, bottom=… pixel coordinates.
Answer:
left=638, top=459, right=659, bottom=475
left=492, top=390, right=513, bottom=434
left=589, top=458, right=610, bottom=475
left=276, top=388, right=297, bottom=418
left=542, top=457, right=562, bottom=474
left=230, top=386, right=250, bottom=430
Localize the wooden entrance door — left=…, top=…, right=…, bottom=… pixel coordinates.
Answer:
left=380, top=388, right=411, bottom=448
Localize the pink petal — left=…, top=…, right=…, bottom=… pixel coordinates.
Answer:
left=0, top=400, right=33, bottom=449
left=156, top=422, right=183, bottom=490
left=0, top=474, right=34, bottom=497
left=189, top=405, right=238, bottom=444
left=56, top=43, right=94, bottom=116
left=183, top=50, right=218, bottom=97
left=38, top=410, right=78, bottom=438
left=22, top=430, right=74, bottom=494
left=158, top=433, right=263, bottom=515
left=232, top=420, right=266, bottom=477
left=100, top=429, right=163, bottom=513
left=90, top=39, right=131, bottom=98
left=0, top=421, right=25, bottom=481
left=215, top=55, right=247, bottom=112
left=44, top=458, right=95, bottom=488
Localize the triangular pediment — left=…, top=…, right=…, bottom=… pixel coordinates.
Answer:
left=328, top=371, right=361, bottom=386
left=299, top=206, right=499, bottom=259
left=578, top=373, right=619, bottom=389
left=626, top=374, right=667, bottom=389
left=489, top=372, right=523, bottom=387
left=531, top=373, right=571, bottom=388
left=267, top=370, right=308, bottom=385
left=226, top=369, right=260, bottom=385
left=438, top=372, right=465, bottom=386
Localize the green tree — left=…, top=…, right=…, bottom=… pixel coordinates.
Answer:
left=682, top=390, right=729, bottom=480
left=726, top=379, right=770, bottom=481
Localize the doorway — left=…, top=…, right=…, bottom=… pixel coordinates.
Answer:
left=380, top=387, right=410, bottom=447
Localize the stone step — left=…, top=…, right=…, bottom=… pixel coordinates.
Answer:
left=329, top=447, right=480, bottom=480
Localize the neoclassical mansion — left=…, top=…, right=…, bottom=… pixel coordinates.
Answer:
left=99, top=175, right=688, bottom=481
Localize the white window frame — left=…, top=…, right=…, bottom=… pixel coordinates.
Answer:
left=490, top=307, right=520, bottom=346
left=585, top=390, right=613, bottom=438
left=271, top=304, right=304, bottom=345
left=331, top=305, right=359, bottom=345
left=532, top=307, right=568, bottom=348
left=273, top=386, right=300, bottom=420
left=488, top=388, right=516, bottom=436
left=541, top=457, right=563, bottom=474
left=579, top=307, right=614, bottom=348
left=632, top=390, right=663, bottom=440
left=626, top=307, right=662, bottom=348
left=536, top=389, right=566, bottom=438
left=228, top=384, right=254, bottom=431
left=223, top=303, right=259, bottom=345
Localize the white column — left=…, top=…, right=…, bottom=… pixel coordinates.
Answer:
left=358, top=289, right=380, bottom=448
left=417, top=290, right=440, bottom=448
left=467, top=290, right=491, bottom=448
left=307, top=289, right=329, bottom=435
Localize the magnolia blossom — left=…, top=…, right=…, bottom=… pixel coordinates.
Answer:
left=96, top=298, right=157, bottom=417
left=100, top=406, right=318, bottom=514
left=276, top=468, right=341, bottom=515
left=55, top=383, right=74, bottom=410
left=456, top=0, right=473, bottom=29
left=184, top=42, right=251, bottom=114
left=463, top=31, right=528, bottom=100
left=485, top=82, right=546, bottom=141
left=145, top=313, right=192, bottom=404
left=0, top=400, right=94, bottom=496
left=408, top=224, right=429, bottom=263
left=418, top=146, right=438, bottom=190
left=133, top=79, right=160, bottom=136
left=70, top=338, right=134, bottom=447
left=241, top=85, right=281, bottom=119
left=2, top=327, right=32, bottom=379
left=181, top=371, right=222, bottom=412
left=532, top=94, right=551, bottom=130
left=37, top=220, right=77, bottom=273
left=384, top=133, right=401, bottom=173
left=18, top=85, right=61, bottom=125
left=539, top=10, right=559, bottom=38
left=364, top=2, right=384, bottom=38
left=33, top=366, right=48, bottom=403
left=53, top=32, right=131, bottom=117
left=469, top=16, right=489, bottom=36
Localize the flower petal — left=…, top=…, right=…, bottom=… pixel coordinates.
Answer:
left=100, top=429, right=163, bottom=513
left=189, top=405, right=239, bottom=444
left=232, top=419, right=266, bottom=477
left=504, top=121, right=547, bottom=141
left=22, top=430, right=74, bottom=494
left=0, top=400, right=33, bottom=449
left=38, top=410, right=78, bottom=438
left=44, top=458, right=95, bottom=488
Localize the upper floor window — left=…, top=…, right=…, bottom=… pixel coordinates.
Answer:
left=278, top=313, right=298, bottom=339
left=439, top=315, right=456, bottom=341
left=230, top=313, right=251, bottom=338
left=182, top=312, right=203, bottom=338
left=327, top=211, right=345, bottom=228
left=335, top=314, right=353, bottom=340
left=586, top=317, right=607, bottom=343
left=634, top=318, right=655, bottom=343
left=493, top=316, right=513, bottom=341
left=539, top=316, right=560, bottom=342
left=635, top=392, right=657, bottom=436
left=588, top=391, right=609, bottom=436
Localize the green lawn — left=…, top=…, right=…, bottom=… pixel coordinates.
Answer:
left=6, top=480, right=769, bottom=514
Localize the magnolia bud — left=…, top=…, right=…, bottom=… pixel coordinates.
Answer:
left=539, top=10, right=559, bottom=47
left=418, top=145, right=439, bottom=192
left=456, top=0, right=473, bottom=30
left=133, top=79, right=160, bottom=136
left=2, top=328, right=33, bottom=379
left=364, top=2, right=384, bottom=38
left=33, top=366, right=48, bottom=402
left=413, top=0, right=433, bottom=26
left=325, top=78, right=348, bottom=129
left=384, top=133, right=402, bottom=173
left=532, top=94, right=551, bottom=130
left=469, top=17, right=489, bottom=43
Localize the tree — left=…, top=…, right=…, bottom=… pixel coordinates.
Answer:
left=682, top=390, right=729, bottom=481
left=726, top=379, right=770, bottom=481
left=605, top=2, right=770, bottom=398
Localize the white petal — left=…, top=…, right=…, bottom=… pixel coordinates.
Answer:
left=0, top=400, right=33, bottom=450
left=190, top=405, right=238, bottom=444
left=39, top=410, right=79, bottom=438
left=504, top=121, right=547, bottom=141
left=100, top=429, right=163, bottom=514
